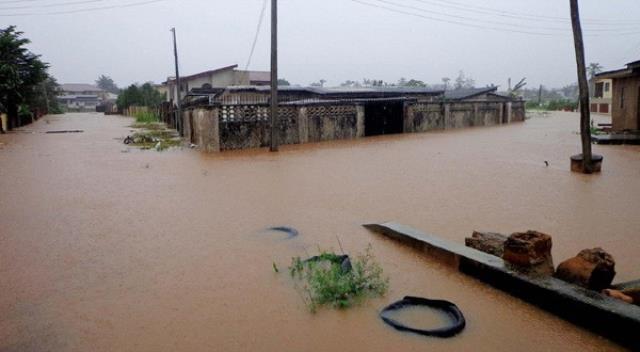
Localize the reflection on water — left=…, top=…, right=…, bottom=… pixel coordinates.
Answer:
left=0, top=112, right=637, bottom=351
left=383, top=305, right=454, bottom=332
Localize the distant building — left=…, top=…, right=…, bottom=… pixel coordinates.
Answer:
left=164, top=64, right=270, bottom=105
left=591, top=78, right=613, bottom=115
left=596, top=60, right=640, bottom=131
left=57, top=84, right=105, bottom=111
left=443, top=86, right=510, bottom=101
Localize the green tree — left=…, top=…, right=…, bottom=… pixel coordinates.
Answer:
left=116, top=82, right=163, bottom=110
left=587, top=62, right=603, bottom=81
left=405, top=79, right=427, bottom=87
left=96, top=74, right=119, bottom=94
left=29, top=76, right=63, bottom=114
left=277, top=78, right=290, bottom=86
left=454, top=71, right=475, bottom=90
left=0, top=26, right=49, bottom=132
left=587, top=62, right=603, bottom=96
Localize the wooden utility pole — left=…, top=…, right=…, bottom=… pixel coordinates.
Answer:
left=270, top=0, right=279, bottom=152
left=538, top=85, right=543, bottom=106
left=171, top=28, right=183, bottom=134
left=570, top=0, right=594, bottom=173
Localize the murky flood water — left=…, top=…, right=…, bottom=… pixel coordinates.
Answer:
left=1, top=112, right=638, bottom=351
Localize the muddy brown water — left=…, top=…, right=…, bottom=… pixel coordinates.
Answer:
left=1, top=112, right=638, bottom=351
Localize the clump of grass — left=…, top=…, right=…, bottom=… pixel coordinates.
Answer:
left=289, top=246, right=388, bottom=313
left=128, top=125, right=182, bottom=151
left=134, top=110, right=159, bottom=124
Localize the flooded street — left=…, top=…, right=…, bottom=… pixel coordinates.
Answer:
left=1, top=111, right=638, bottom=351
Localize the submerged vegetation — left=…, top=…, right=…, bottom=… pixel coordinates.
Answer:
left=134, top=110, right=159, bottom=124
left=127, top=117, right=181, bottom=151
left=289, top=246, right=388, bottom=313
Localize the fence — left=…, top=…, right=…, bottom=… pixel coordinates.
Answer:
left=183, top=99, right=525, bottom=153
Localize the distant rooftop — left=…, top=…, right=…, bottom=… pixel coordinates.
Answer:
left=596, top=59, right=640, bottom=79
left=61, top=84, right=104, bottom=93
left=444, top=87, right=499, bottom=100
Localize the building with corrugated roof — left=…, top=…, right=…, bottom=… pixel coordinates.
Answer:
left=596, top=60, right=640, bottom=131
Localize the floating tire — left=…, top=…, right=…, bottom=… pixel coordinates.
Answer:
left=266, top=226, right=299, bottom=239
left=380, top=296, right=466, bottom=338
left=304, top=254, right=352, bottom=273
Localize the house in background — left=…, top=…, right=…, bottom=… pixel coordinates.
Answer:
left=444, top=86, right=510, bottom=101
left=164, top=64, right=270, bottom=105
left=57, top=84, right=106, bottom=112
left=596, top=60, right=640, bottom=131
left=591, top=77, right=613, bottom=115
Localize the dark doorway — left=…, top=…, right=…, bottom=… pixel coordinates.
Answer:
left=364, top=102, right=404, bottom=136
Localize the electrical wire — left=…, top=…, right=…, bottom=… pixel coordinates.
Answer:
left=244, top=0, right=268, bottom=73
left=0, top=0, right=167, bottom=16
left=0, top=0, right=105, bottom=10
left=405, top=0, right=640, bottom=28
left=351, top=0, right=640, bottom=37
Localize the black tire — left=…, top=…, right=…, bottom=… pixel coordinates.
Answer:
left=267, top=226, right=299, bottom=239
left=380, top=296, right=466, bottom=338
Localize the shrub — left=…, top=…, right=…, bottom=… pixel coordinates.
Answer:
left=134, top=110, right=159, bottom=124
left=289, top=246, right=388, bottom=313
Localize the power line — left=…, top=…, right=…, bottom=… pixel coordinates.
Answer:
left=351, top=0, right=640, bottom=37
left=244, top=0, right=268, bottom=73
left=414, top=0, right=640, bottom=25
left=0, top=0, right=105, bottom=10
left=0, top=0, right=167, bottom=16
left=372, top=0, right=640, bottom=34
left=350, top=0, right=557, bottom=36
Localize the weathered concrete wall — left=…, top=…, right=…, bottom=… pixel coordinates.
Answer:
left=405, top=103, right=444, bottom=132
left=306, top=105, right=359, bottom=143
left=405, top=100, right=525, bottom=133
left=190, top=99, right=525, bottom=152
left=185, top=108, right=220, bottom=152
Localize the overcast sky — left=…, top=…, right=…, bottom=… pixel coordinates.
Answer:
left=3, top=0, right=640, bottom=89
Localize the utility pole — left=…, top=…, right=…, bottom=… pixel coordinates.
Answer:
left=570, top=0, right=594, bottom=173
left=270, top=0, right=279, bottom=152
left=538, top=85, right=543, bottom=106
left=171, top=27, right=182, bottom=134
left=42, top=82, right=50, bottom=114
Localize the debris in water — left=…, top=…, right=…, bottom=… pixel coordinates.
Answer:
left=267, top=226, right=299, bottom=239
left=45, top=130, right=84, bottom=134
left=289, top=246, right=388, bottom=312
left=380, top=296, right=466, bottom=338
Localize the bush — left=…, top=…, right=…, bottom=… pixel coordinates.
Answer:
left=527, top=99, right=577, bottom=111
left=134, top=110, right=159, bottom=124
left=289, top=246, right=388, bottom=313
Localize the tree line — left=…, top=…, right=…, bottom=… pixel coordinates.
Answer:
left=0, top=26, right=62, bottom=133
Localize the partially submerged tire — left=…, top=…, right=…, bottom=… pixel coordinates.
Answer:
left=304, top=254, right=352, bottom=273
left=266, top=226, right=299, bottom=239
left=380, top=296, right=466, bottom=338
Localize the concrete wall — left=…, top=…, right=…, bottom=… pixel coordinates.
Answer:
left=405, top=100, right=524, bottom=133
left=188, top=100, right=525, bottom=152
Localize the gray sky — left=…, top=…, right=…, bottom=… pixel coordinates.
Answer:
left=3, top=0, right=640, bottom=89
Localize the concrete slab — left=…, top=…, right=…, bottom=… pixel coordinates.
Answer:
left=592, top=133, right=640, bottom=145
left=364, top=222, right=640, bottom=350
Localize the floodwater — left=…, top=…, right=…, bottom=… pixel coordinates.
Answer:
left=1, top=112, right=638, bottom=351
left=382, top=305, right=455, bottom=332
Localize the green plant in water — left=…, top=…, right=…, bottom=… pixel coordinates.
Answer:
left=289, top=245, right=388, bottom=313
left=134, top=110, right=159, bottom=124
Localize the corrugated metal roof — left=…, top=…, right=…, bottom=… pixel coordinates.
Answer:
left=61, top=84, right=104, bottom=93
left=444, top=87, right=498, bottom=100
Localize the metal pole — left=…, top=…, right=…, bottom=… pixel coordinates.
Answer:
left=171, top=28, right=182, bottom=134
left=270, top=0, right=279, bottom=152
left=570, top=0, right=593, bottom=173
